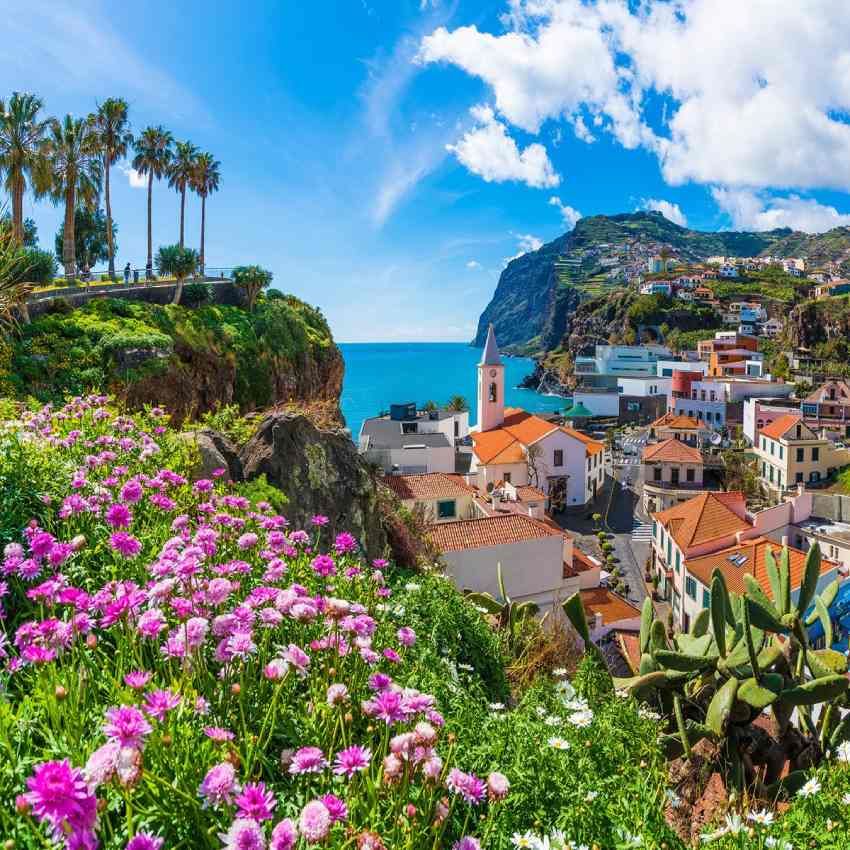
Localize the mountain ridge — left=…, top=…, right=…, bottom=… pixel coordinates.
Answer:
left=472, top=211, right=850, bottom=351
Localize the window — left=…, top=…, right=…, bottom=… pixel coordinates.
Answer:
left=686, top=468, right=695, bottom=482
left=675, top=551, right=681, bottom=573
left=587, top=477, right=591, bottom=492
left=812, top=447, right=820, bottom=462
left=454, top=421, right=459, bottom=438
left=503, top=472, right=511, bottom=484
left=769, top=441, right=774, bottom=456
left=796, top=448, right=804, bottom=462
left=652, top=521, right=657, bottom=539
left=436, top=500, right=456, bottom=519
left=554, top=449, right=563, bottom=467
left=762, top=437, right=766, bottom=450
left=488, top=383, right=497, bottom=402
left=653, top=467, right=661, bottom=481
left=702, top=588, right=711, bottom=609
left=402, top=422, right=418, bottom=434
left=685, top=576, right=697, bottom=599
left=779, top=445, right=784, bottom=460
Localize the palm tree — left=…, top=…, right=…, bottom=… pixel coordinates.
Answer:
left=168, top=140, right=198, bottom=249
left=132, top=126, right=173, bottom=278
left=191, top=151, right=220, bottom=276
left=156, top=243, right=198, bottom=305
left=93, top=98, right=132, bottom=279
left=0, top=217, right=32, bottom=329
left=43, top=114, right=102, bottom=282
left=232, top=264, right=272, bottom=311
left=0, top=92, right=50, bottom=244
left=446, top=395, right=468, bottom=412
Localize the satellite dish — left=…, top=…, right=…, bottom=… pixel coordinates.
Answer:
left=710, top=433, right=722, bottom=445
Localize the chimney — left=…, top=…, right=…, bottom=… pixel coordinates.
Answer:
left=735, top=530, right=745, bottom=544
left=781, top=535, right=788, bottom=546
left=594, top=612, right=603, bottom=631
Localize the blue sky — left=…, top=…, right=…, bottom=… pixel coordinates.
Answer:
left=7, top=0, right=850, bottom=341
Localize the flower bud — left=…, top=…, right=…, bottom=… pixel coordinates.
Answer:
left=85, top=633, right=98, bottom=649
left=70, top=534, right=87, bottom=552
left=231, top=683, right=241, bottom=695
left=54, top=685, right=67, bottom=701
left=405, top=804, right=416, bottom=819
left=14, top=795, right=29, bottom=815
left=161, top=734, right=173, bottom=748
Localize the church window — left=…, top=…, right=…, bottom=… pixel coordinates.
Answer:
left=489, top=383, right=497, bottom=402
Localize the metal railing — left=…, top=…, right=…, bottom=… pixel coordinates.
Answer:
left=40, top=266, right=235, bottom=289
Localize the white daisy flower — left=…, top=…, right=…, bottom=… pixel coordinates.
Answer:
left=511, top=833, right=536, bottom=849
left=457, top=662, right=474, bottom=672
left=797, top=777, right=821, bottom=798
left=548, top=736, right=570, bottom=750
left=545, top=715, right=561, bottom=726
left=835, top=740, right=850, bottom=763
left=404, top=582, right=421, bottom=592
left=488, top=702, right=505, bottom=711
left=585, top=790, right=598, bottom=801
left=567, top=709, right=594, bottom=728
left=748, top=809, right=774, bottom=826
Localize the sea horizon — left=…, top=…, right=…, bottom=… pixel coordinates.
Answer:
left=339, top=341, right=566, bottom=439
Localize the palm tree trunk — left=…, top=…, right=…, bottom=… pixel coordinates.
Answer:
left=199, top=194, right=206, bottom=276
left=105, top=155, right=115, bottom=279
left=12, top=174, right=24, bottom=244
left=146, top=172, right=153, bottom=278
left=64, top=184, right=76, bottom=282
left=172, top=274, right=184, bottom=306
left=179, top=187, right=185, bottom=248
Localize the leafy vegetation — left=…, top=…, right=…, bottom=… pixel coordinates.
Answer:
left=155, top=243, right=198, bottom=305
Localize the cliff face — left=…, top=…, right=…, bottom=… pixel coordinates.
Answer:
left=473, top=212, right=850, bottom=355
left=4, top=295, right=344, bottom=426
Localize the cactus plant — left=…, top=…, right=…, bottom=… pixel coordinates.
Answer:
left=465, top=563, right=539, bottom=652
left=562, top=542, right=849, bottom=799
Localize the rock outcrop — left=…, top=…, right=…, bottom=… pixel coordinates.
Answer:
left=239, top=412, right=389, bottom=559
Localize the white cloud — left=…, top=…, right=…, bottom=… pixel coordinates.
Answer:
left=711, top=188, right=850, bottom=233
left=639, top=198, right=687, bottom=227
left=120, top=165, right=147, bottom=190
left=504, top=232, right=543, bottom=265
left=466, top=260, right=483, bottom=269
left=420, top=0, right=850, bottom=193
left=548, top=196, right=582, bottom=229
left=446, top=105, right=560, bottom=188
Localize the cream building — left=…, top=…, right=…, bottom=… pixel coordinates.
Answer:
left=641, top=439, right=706, bottom=513
left=755, top=414, right=850, bottom=496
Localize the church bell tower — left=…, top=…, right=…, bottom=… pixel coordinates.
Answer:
left=477, top=324, right=505, bottom=432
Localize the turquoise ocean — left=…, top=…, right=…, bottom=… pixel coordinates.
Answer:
left=339, top=342, right=567, bottom=439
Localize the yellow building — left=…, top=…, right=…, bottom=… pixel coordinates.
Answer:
left=755, top=414, right=850, bottom=496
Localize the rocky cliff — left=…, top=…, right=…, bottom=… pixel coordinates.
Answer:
left=2, top=295, right=344, bottom=425
left=473, top=212, right=850, bottom=355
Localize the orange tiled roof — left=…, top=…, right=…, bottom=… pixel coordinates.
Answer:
left=382, top=473, right=473, bottom=501
left=642, top=439, right=703, bottom=464
left=515, top=485, right=546, bottom=502
left=652, top=491, right=749, bottom=551
left=612, top=629, right=641, bottom=673
left=429, top=513, right=563, bottom=552
left=579, top=587, right=641, bottom=626
left=572, top=547, right=600, bottom=573
left=561, top=427, right=605, bottom=455
left=685, top=536, right=836, bottom=597
left=502, top=408, right=558, bottom=444
left=759, top=413, right=801, bottom=441
left=651, top=412, right=705, bottom=430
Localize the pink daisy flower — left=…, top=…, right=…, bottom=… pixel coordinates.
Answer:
left=333, top=745, right=371, bottom=779
left=289, top=746, right=327, bottom=775
left=103, top=705, right=152, bottom=749
left=235, top=781, right=276, bottom=821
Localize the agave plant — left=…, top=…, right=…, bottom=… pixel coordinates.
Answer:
left=466, top=564, right=540, bottom=652
left=563, top=542, right=849, bottom=798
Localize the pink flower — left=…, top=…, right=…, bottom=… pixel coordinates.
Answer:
left=446, top=768, right=486, bottom=805
left=333, top=532, right=357, bottom=554
left=218, top=818, right=265, bottom=850
left=110, top=532, right=142, bottom=559
left=321, top=793, right=348, bottom=823
left=103, top=705, right=152, bottom=749
left=120, top=480, right=144, bottom=504
left=397, top=627, right=416, bottom=647
left=237, top=532, right=259, bottom=550
left=333, top=745, right=371, bottom=779
left=199, top=761, right=239, bottom=807
left=282, top=643, right=310, bottom=675
left=124, top=671, right=152, bottom=690
left=326, top=683, right=349, bottom=706
left=236, top=781, right=276, bottom=821
left=487, top=771, right=510, bottom=801
left=126, top=833, right=164, bottom=850
left=310, top=554, right=336, bottom=577
left=143, top=689, right=181, bottom=722
left=453, top=839, right=481, bottom=850
left=310, top=515, right=329, bottom=526
left=137, top=608, right=166, bottom=638
left=270, top=818, right=297, bottom=850
left=299, top=799, right=331, bottom=843
left=106, top=502, right=133, bottom=529
left=24, top=759, right=98, bottom=847
left=289, top=746, right=327, bottom=775
left=204, top=726, right=235, bottom=742
left=84, top=741, right=120, bottom=787
left=264, top=658, right=289, bottom=681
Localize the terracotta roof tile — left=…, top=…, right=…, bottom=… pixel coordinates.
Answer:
left=515, top=485, right=546, bottom=502
left=651, top=412, right=705, bottom=431
left=652, top=491, right=749, bottom=550
left=561, top=427, right=605, bottom=455
left=613, top=630, right=641, bottom=673
left=642, top=439, right=703, bottom=464
left=685, top=537, right=836, bottom=597
left=579, top=587, right=641, bottom=626
left=428, top=514, right=563, bottom=553
left=502, top=408, right=558, bottom=444
left=572, top=547, right=600, bottom=573
left=760, top=414, right=801, bottom=441
left=471, top=428, right=521, bottom=465
left=382, top=473, right=474, bottom=501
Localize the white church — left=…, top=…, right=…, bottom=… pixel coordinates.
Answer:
left=468, top=325, right=607, bottom=511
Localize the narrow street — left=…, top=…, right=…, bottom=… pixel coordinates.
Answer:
left=558, top=427, right=652, bottom=607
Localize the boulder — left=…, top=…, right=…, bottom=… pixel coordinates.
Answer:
left=239, top=412, right=389, bottom=559
left=183, top=429, right=243, bottom=482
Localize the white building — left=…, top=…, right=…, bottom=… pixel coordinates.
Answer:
left=470, top=326, right=607, bottom=509
left=359, top=403, right=468, bottom=474
left=671, top=377, right=795, bottom=430
left=574, top=344, right=672, bottom=382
